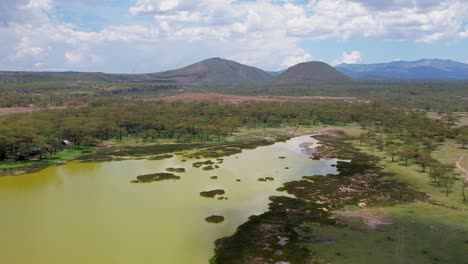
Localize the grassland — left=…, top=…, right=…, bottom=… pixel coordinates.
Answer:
left=302, top=136, right=467, bottom=264
left=301, top=202, right=467, bottom=264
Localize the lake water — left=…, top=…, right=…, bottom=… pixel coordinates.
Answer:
left=0, top=135, right=337, bottom=264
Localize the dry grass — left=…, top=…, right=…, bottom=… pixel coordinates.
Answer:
left=426, top=111, right=468, bottom=127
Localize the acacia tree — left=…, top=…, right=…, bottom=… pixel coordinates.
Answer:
left=416, top=151, right=433, bottom=172
left=398, top=145, right=417, bottom=166
left=441, top=170, right=457, bottom=197
left=462, top=180, right=468, bottom=203
left=386, top=144, right=400, bottom=162
left=456, top=134, right=468, bottom=149
left=429, top=163, right=453, bottom=185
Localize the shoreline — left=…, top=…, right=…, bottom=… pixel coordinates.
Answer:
left=0, top=127, right=340, bottom=177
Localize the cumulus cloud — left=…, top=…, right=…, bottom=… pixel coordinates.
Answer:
left=332, top=51, right=362, bottom=66
left=128, top=0, right=468, bottom=43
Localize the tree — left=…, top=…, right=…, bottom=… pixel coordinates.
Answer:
left=441, top=171, right=457, bottom=197
left=462, top=179, right=468, bottom=203
left=456, top=133, right=468, bottom=149
left=398, top=145, right=417, bottom=166
left=416, top=151, right=433, bottom=172
left=386, top=144, right=400, bottom=162
left=429, top=163, right=453, bottom=185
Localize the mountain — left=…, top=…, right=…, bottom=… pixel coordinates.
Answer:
left=0, top=58, right=273, bottom=85
left=274, top=61, right=352, bottom=84
left=153, top=58, right=273, bottom=84
left=336, top=59, right=468, bottom=80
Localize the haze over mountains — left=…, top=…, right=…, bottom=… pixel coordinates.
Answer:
left=1, top=58, right=467, bottom=85
left=336, top=59, right=468, bottom=80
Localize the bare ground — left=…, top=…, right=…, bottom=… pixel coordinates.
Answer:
left=146, top=93, right=357, bottom=103
left=0, top=106, right=70, bottom=116
left=148, top=93, right=283, bottom=103
left=456, top=154, right=468, bottom=182
left=337, top=210, right=393, bottom=230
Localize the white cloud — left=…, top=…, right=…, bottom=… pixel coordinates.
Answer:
left=25, top=0, right=53, bottom=10
left=332, top=51, right=362, bottom=66
left=128, top=0, right=468, bottom=43
left=64, top=50, right=83, bottom=64
left=459, top=26, right=468, bottom=38
left=282, top=53, right=313, bottom=68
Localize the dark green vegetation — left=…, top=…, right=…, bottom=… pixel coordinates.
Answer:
left=205, top=215, right=225, bottom=224
left=0, top=147, right=93, bottom=176
left=200, top=189, right=226, bottom=198
left=165, top=167, right=186, bottom=173
left=186, top=146, right=243, bottom=159
left=274, top=61, right=352, bottom=84
left=147, top=154, right=174, bottom=160
left=257, top=177, right=274, bottom=182
left=193, top=160, right=216, bottom=168
left=131, top=173, right=181, bottom=183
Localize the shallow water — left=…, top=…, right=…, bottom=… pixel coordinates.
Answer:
left=0, top=135, right=337, bottom=264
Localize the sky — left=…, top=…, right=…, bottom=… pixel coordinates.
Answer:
left=1, top=0, right=468, bottom=73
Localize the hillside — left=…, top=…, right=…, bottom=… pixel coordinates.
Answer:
left=274, top=61, right=352, bottom=84
left=0, top=58, right=273, bottom=85
left=154, top=58, right=273, bottom=84
left=336, top=59, right=468, bottom=80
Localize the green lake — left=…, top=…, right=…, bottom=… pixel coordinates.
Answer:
left=0, top=135, right=337, bottom=264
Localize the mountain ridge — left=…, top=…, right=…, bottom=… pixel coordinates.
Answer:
left=336, top=59, right=468, bottom=80
left=2, top=58, right=468, bottom=84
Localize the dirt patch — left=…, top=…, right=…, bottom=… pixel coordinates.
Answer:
left=0, top=107, right=36, bottom=116
left=277, top=96, right=356, bottom=101
left=148, top=93, right=283, bottom=103
left=145, top=93, right=357, bottom=104
left=337, top=210, right=393, bottom=230
left=0, top=106, right=70, bottom=116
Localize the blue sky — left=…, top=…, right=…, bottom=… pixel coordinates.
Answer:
left=1, top=0, right=468, bottom=73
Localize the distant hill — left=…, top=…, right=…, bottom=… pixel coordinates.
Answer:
left=266, top=70, right=286, bottom=76
left=154, top=58, right=273, bottom=84
left=274, top=61, right=352, bottom=84
left=336, top=59, right=468, bottom=80
left=0, top=58, right=272, bottom=85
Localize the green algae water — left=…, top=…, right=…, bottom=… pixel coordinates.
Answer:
left=0, top=135, right=337, bottom=264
